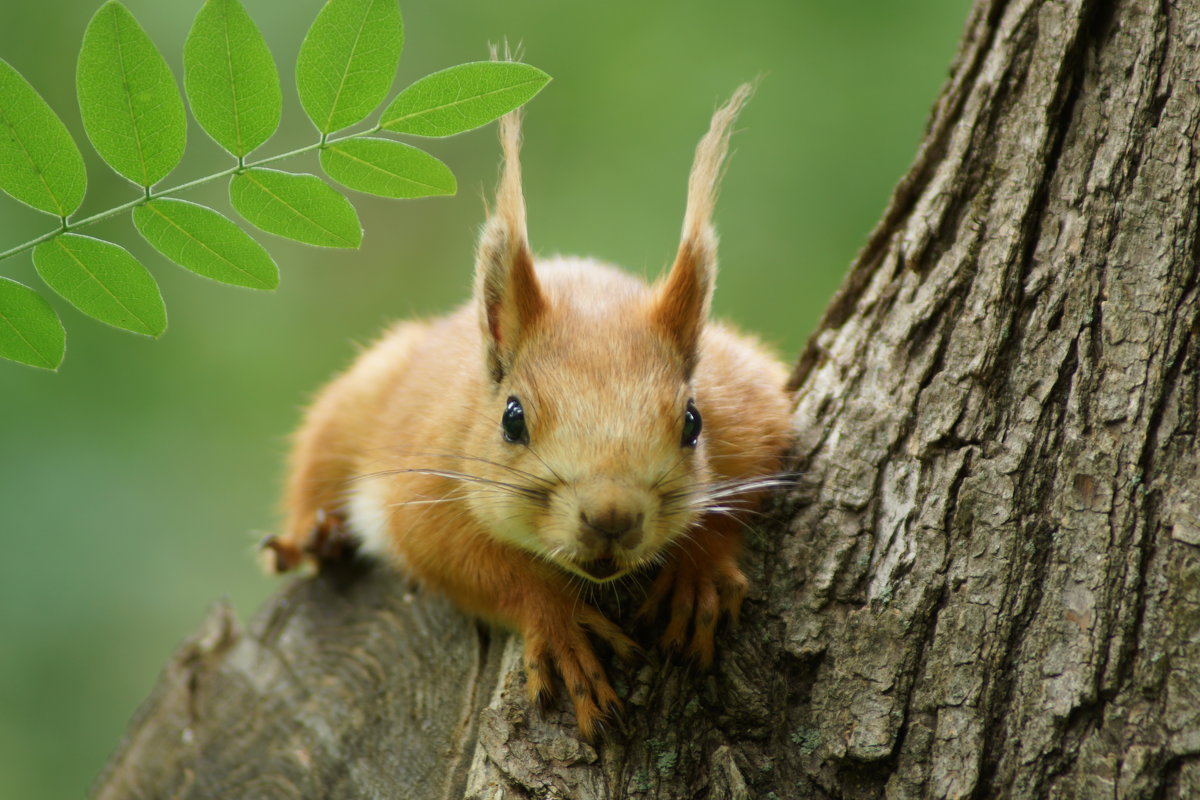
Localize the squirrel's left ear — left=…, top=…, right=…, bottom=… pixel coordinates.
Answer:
left=652, top=84, right=752, bottom=376
left=474, top=106, right=545, bottom=383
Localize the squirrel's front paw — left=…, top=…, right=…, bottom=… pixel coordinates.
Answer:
left=636, top=545, right=747, bottom=668
left=261, top=508, right=355, bottom=572
left=522, top=604, right=637, bottom=741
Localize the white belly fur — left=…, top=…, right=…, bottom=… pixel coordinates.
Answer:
left=345, top=477, right=401, bottom=565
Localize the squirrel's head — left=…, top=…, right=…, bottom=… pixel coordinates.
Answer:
left=461, top=86, right=751, bottom=584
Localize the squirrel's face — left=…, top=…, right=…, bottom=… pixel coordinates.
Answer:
left=463, top=83, right=739, bottom=581
left=463, top=295, right=712, bottom=584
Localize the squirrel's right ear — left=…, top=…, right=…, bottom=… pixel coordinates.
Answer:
left=474, top=108, right=545, bottom=383
left=652, top=84, right=752, bottom=377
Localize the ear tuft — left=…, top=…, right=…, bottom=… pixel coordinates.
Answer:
left=681, top=82, right=753, bottom=249
left=653, top=83, right=754, bottom=375
left=474, top=47, right=544, bottom=383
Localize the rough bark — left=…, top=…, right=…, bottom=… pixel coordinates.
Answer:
left=93, top=0, right=1200, bottom=797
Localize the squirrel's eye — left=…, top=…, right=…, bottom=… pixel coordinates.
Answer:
left=502, top=396, right=527, bottom=444
left=681, top=399, right=702, bottom=448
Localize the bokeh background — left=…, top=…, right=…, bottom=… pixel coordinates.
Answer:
left=0, top=0, right=968, bottom=795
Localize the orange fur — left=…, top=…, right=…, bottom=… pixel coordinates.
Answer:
left=267, top=84, right=793, bottom=741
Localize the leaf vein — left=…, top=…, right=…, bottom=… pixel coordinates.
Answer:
left=243, top=172, right=354, bottom=245
left=386, top=80, right=542, bottom=128
left=54, top=238, right=154, bottom=331
left=144, top=203, right=268, bottom=287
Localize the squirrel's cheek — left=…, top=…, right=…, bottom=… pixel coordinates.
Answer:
left=462, top=492, right=545, bottom=552
left=653, top=503, right=706, bottom=550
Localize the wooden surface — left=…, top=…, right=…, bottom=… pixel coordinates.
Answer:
left=93, top=561, right=491, bottom=798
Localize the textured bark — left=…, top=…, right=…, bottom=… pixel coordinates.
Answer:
left=93, top=0, right=1200, bottom=797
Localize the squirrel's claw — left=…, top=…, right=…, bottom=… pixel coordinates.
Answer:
left=259, top=509, right=356, bottom=573
left=636, top=541, right=747, bottom=668
left=520, top=604, right=626, bottom=742
left=578, top=604, right=642, bottom=664
left=307, top=510, right=356, bottom=563
left=260, top=533, right=302, bottom=573
left=522, top=637, right=554, bottom=709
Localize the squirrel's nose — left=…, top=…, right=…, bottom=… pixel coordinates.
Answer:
left=581, top=508, right=644, bottom=545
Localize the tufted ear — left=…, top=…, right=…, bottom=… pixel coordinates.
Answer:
left=652, top=84, right=752, bottom=376
left=474, top=104, right=545, bottom=383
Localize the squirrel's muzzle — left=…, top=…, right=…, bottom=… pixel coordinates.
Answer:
left=580, top=508, right=644, bottom=548
left=573, top=481, right=649, bottom=559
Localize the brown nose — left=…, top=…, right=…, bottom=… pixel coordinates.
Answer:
left=581, top=508, right=644, bottom=545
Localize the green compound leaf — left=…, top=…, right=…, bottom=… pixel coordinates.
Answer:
left=0, top=59, right=87, bottom=216
left=319, top=137, right=455, bottom=199
left=0, top=278, right=65, bottom=370
left=134, top=199, right=279, bottom=290
left=77, top=1, right=187, bottom=187
left=33, top=233, right=167, bottom=337
left=380, top=62, right=550, bottom=137
left=229, top=168, right=362, bottom=248
left=296, top=0, right=403, bottom=134
left=184, top=0, right=281, bottom=157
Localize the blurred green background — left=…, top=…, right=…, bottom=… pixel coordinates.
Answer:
left=0, top=0, right=967, bottom=795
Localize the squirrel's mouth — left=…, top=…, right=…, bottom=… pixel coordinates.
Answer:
left=579, top=557, right=620, bottom=580
left=560, top=553, right=635, bottom=584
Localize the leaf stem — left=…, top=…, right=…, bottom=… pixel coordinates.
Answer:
left=0, top=126, right=380, bottom=264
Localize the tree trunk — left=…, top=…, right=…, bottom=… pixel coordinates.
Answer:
left=92, top=0, right=1200, bottom=797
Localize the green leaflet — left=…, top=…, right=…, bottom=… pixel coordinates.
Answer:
left=320, top=138, right=455, bottom=199
left=296, top=0, right=403, bottom=134
left=229, top=168, right=362, bottom=248
left=380, top=62, right=550, bottom=137
left=0, top=58, right=87, bottom=216
left=33, top=234, right=167, bottom=337
left=134, top=199, right=279, bottom=290
left=0, top=277, right=65, bottom=370
left=76, top=1, right=187, bottom=187
left=184, top=0, right=281, bottom=157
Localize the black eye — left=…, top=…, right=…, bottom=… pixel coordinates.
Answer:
left=502, top=396, right=528, bottom=444
left=681, top=399, right=701, bottom=447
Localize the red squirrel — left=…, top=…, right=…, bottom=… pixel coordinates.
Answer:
left=264, top=84, right=794, bottom=740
